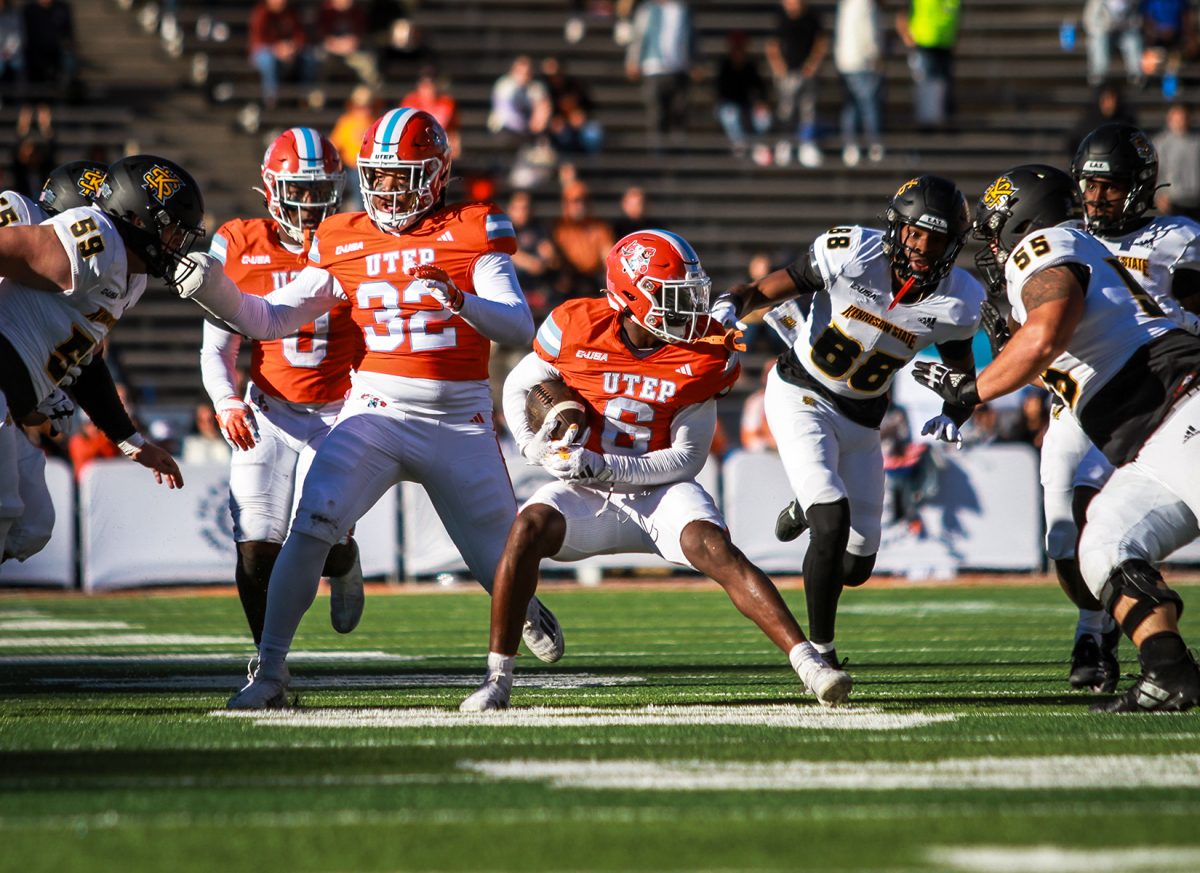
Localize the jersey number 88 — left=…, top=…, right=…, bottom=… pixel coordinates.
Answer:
left=810, top=324, right=908, bottom=392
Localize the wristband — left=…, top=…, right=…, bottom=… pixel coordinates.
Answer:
left=118, top=432, right=146, bottom=457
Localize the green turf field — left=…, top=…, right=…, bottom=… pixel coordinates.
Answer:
left=2, top=581, right=1199, bottom=873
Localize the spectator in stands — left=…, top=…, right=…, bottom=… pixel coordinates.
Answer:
left=740, top=361, right=777, bottom=452
left=488, top=56, right=551, bottom=144
left=1141, top=0, right=1196, bottom=96
left=611, top=185, right=659, bottom=240
left=542, top=57, right=603, bottom=154
left=9, top=104, right=54, bottom=198
left=835, top=0, right=885, bottom=166
left=0, top=0, right=24, bottom=85
left=625, top=0, right=698, bottom=146
left=375, top=15, right=433, bottom=80
left=330, top=85, right=377, bottom=212
left=1155, top=103, right=1200, bottom=219
left=1083, top=0, right=1144, bottom=87
left=768, top=0, right=828, bottom=168
left=182, top=403, right=232, bottom=465
left=22, top=0, right=76, bottom=99
left=552, top=180, right=614, bottom=297
left=508, top=190, right=560, bottom=320
left=68, top=415, right=121, bottom=479
left=315, top=0, right=381, bottom=91
left=249, top=0, right=317, bottom=110
left=715, top=31, right=771, bottom=158
left=402, top=68, right=460, bottom=158
left=896, top=0, right=960, bottom=131
left=1066, top=82, right=1137, bottom=155
left=999, top=387, right=1050, bottom=448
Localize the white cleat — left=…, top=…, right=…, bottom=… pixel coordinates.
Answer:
left=329, top=540, right=364, bottom=634
left=227, top=658, right=291, bottom=710
left=522, top=597, right=565, bottom=663
left=460, top=674, right=512, bottom=712
left=798, top=660, right=853, bottom=707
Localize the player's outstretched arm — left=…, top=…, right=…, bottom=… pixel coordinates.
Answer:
left=174, top=255, right=337, bottom=340
left=0, top=225, right=72, bottom=292
left=121, top=437, right=184, bottom=489
left=712, top=247, right=820, bottom=326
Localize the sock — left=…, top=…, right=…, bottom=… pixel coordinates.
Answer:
left=788, top=641, right=822, bottom=675
left=812, top=640, right=836, bottom=656
left=486, top=651, right=515, bottom=683
left=258, top=532, right=332, bottom=673
left=1140, top=632, right=1188, bottom=671
left=1076, top=608, right=1107, bottom=640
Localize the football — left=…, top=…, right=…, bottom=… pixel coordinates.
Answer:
left=525, top=379, right=587, bottom=441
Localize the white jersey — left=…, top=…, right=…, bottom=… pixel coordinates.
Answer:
left=0, top=190, right=46, bottom=227
left=0, top=206, right=146, bottom=404
left=785, top=226, right=984, bottom=400
left=1004, top=224, right=1174, bottom=417
left=1092, top=214, right=1200, bottom=334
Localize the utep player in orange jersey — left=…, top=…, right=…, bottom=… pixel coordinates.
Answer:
left=174, top=108, right=564, bottom=708
left=200, top=127, right=367, bottom=650
left=460, top=230, right=854, bottom=712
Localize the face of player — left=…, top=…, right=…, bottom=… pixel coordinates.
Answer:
left=898, top=223, right=950, bottom=275
left=365, top=167, right=420, bottom=217
left=1081, top=176, right=1129, bottom=227
left=280, top=179, right=338, bottom=231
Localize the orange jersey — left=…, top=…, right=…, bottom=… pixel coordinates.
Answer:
left=307, top=202, right=517, bottom=381
left=212, top=218, right=364, bottom=404
left=533, top=298, right=740, bottom=455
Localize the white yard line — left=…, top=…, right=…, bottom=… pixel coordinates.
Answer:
left=38, top=673, right=645, bottom=691
left=0, top=634, right=250, bottom=648
left=0, top=620, right=133, bottom=631
left=0, top=651, right=418, bottom=665
left=464, top=753, right=1200, bottom=791
left=213, top=705, right=955, bottom=731
left=929, top=846, right=1200, bottom=873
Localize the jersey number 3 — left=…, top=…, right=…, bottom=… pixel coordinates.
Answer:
left=356, top=280, right=458, bottom=353
left=810, top=324, right=908, bottom=392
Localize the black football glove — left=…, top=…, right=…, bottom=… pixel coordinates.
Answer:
left=980, top=300, right=1011, bottom=356
left=912, top=361, right=981, bottom=407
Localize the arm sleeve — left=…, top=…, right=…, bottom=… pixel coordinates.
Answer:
left=69, top=355, right=137, bottom=444
left=458, top=252, right=536, bottom=347
left=195, top=264, right=340, bottom=340
left=200, top=318, right=243, bottom=405
left=502, top=351, right=563, bottom=452
left=602, top=399, right=716, bottom=487
left=784, top=245, right=824, bottom=294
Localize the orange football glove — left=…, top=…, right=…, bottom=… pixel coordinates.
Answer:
left=215, top=396, right=259, bottom=451
left=411, top=264, right=464, bottom=313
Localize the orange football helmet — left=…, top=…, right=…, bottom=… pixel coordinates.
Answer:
left=358, top=108, right=452, bottom=234
left=260, top=127, right=344, bottom=245
left=605, top=229, right=711, bottom=343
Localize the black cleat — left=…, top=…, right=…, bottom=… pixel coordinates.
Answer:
left=1069, top=629, right=1120, bottom=693
left=816, top=648, right=848, bottom=669
left=775, top=500, right=809, bottom=542
left=1092, top=651, right=1200, bottom=713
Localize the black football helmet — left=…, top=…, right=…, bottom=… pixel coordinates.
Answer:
left=39, top=160, right=109, bottom=216
left=973, top=164, right=1083, bottom=295
left=1070, top=123, right=1157, bottom=236
left=94, top=154, right=206, bottom=282
left=881, top=175, right=971, bottom=292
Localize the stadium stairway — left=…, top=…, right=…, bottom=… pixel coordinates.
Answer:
left=95, top=0, right=1196, bottom=408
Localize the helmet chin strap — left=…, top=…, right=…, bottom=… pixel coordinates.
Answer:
left=888, top=275, right=918, bottom=310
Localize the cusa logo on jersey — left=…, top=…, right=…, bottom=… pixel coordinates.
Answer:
left=576, top=349, right=609, bottom=361
left=242, top=255, right=271, bottom=265
left=336, top=241, right=364, bottom=255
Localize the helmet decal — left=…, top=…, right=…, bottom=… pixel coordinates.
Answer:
left=77, top=168, right=107, bottom=199
left=143, top=165, right=184, bottom=204
left=982, top=177, right=1015, bottom=210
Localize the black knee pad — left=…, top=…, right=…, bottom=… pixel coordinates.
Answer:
left=805, top=499, right=851, bottom=546
left=322, top=538, right=357, bottom=577
left=1100, top=559, right=1185, bottom=637
left=842, top=553, right=876, bottom=588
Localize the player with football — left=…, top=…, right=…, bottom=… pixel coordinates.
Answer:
left=0, top=154, right=195, bottom=555
left=709, top=176, right=985, bottom=667
left=1013, top=125, right=1200, bottom=693
left=173, top=108, right=563, bottom=708
left=200, top=127, right=367, bottom=646
left=915, top=164, right=1200, bottom=712
left=459, top=229, right=854, bottom=712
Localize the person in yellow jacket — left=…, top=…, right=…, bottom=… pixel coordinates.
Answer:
left=896, top=0, right=960, bottom=130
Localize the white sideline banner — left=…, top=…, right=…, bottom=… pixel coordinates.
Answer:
left=402, top=454, right=720, bottom=578
left=81, top=460, right=399, bottom=591
left=0, top=458, right=75, bottom=588
left=724, top=444, right=1044, bottom=575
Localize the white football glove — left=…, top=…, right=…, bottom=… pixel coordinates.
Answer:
left=172, top=252, right=217, bottom=299
left=522, top=418, right=587, bottom=465
left=921, top=414, right=963, bottom=448
left=411, top=264, right=464, bottom=313
left=542, top=444, right=612, bottom=483
left=37, top=388, right=75, bottom=427
left=709, top=293, right=740, bottom=329
left=215, top=396, right=259, bottom=451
